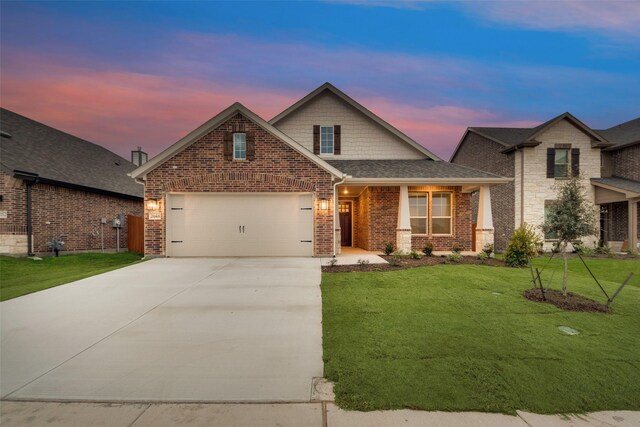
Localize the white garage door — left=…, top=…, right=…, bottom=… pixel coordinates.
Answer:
left=167, top=193, right=314, bottom=257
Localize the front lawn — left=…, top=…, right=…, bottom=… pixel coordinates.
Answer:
left=0, top=252, right=143, bottom=301
left=321, top=257, right=640, bottom=414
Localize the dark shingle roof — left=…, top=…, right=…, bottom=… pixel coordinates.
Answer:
left=469, top=127, right=538, bottom=146
left=327, top=159, right=504, bottom=179
left=595, top=117, right=640, bottom=148
left=0, top=108, right=142, bottom=198
left=591, top=177, right=640, bottom=195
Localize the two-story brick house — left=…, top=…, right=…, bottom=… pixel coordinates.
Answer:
left=451, top=113, right=639, bottom=252
left=130, top=83, right=510, bottom=257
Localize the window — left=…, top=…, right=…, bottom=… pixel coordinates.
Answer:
left=233, top=133, right=246, bottom=160
left=320, top=126, right=334, bottom=154
left=432, top=193, right=452, bottom=234
left=554, top=148, right=569, bottom=178
left=409, top=193, right=428, bottom=234
left=544, top=202, right=558, bottom=240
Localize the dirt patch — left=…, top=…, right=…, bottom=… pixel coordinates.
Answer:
left=322, top=255, right=506, bottom=273
left=523, top=288, right=609, bottom=313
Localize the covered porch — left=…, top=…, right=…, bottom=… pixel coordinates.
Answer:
left=592, top=178, right=640, bottom=252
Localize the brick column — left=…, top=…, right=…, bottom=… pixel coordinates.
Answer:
left=475, top=185, right=495, bottom=252
left=396, top=185, right=411, bottom=253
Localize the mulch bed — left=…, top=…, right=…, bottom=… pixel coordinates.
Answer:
left=321, top=255, right=506, bottom=273
left=523, top=288, right=609, bottom=313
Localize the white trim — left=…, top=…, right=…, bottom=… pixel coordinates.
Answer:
left=431, top=192, right=453, bottom=236
left=269, top=82, right=442, bottom=161
left=338, top=200, right=354, bottom=247
left=409, top=192, right=428, bottom=235
left=320, top=125, right=334, bottom=155
left=344, top=177, right=512, bottom=185
left=129, top=102, right=343, bottom=179
left=233, top=132, right=246, bottom=161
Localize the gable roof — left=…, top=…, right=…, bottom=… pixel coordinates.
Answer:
left=595, top=117, right=640, bottom=150
left=269, top=82, right=441, bottom=161
left=0, top=108, right=142, bottom=199
left=129, top=102, right=343, bottom=179
left=451, top=112, right=611, bottom=161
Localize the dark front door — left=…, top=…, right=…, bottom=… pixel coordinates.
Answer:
left=339, top=202, right=352, bottom=246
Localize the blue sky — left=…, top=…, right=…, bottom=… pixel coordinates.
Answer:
left=1, top=1, right=639, bottom=159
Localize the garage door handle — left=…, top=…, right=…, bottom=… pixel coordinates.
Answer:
left=239, top=225, right=241, bottom=233
left=242, top=225, right=245, bottom=233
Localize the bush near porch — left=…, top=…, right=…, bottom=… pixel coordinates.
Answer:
left=321, top=257, right=640, bottom=414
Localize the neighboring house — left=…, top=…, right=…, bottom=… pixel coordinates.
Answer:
left=130, top=83, right=509, bottom=257
left=451, top=112, right=640, bottom=252
left=0, top=108, right=144, bottom=255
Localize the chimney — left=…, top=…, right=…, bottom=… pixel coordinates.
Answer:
left=131, top=146, right=148, bottom=166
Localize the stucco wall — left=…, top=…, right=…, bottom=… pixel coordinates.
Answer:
left=274, top=91, right=426, bottom=160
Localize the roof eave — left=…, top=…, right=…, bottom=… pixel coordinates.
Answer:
left=590, top=179, right=640, bottom=199
left=343, top=177, right=512, bottom=185
left=500, top=141, right=541, bottom=154
left=602, top=140, right=640, bottom=151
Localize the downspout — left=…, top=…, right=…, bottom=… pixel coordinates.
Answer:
left=14, top=171, right=39, bottom=256
left=332, top=174, right=348, bottom=258
left=518, top=147, right=524, bottom=227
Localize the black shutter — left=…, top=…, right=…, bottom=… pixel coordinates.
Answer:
left=313, top=125, right=320, bottom=154
left=547, top=148, right=555, bottom=178
left=571, top=148, right=580, bottom=177
left=223, top=132, right=233, bottom=161
left=246, top=132, right=255, bottom=161
left=334, top=125, right=341, bottom=155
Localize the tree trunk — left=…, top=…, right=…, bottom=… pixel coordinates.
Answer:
left=562, top=242, right=569, bottom=296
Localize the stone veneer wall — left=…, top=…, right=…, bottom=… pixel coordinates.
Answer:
left=451, top=132, right=515, bottom=250
left=143, top=113, right=335, bottom=256
left=0, top=170, right=143, bottom=254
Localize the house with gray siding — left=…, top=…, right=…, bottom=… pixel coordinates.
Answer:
left=451, top=113, right=639, bottom=252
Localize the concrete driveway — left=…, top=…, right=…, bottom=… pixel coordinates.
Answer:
left=1, top=257, right=322, bottom=402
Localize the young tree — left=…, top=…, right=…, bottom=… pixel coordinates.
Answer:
left=541, top=176, right=597, bottom=295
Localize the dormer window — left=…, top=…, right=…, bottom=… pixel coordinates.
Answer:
left=233, top=133, right=246, bottom=160
left=320, top=126, right=334, bottom=154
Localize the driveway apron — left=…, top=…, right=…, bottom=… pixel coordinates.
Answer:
left=1, top=257, right=322, bottom=402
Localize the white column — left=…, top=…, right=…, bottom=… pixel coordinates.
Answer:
left=475, top=185, right=495, bottom=252
left=629, top=200, right=638, bottom=252
left=396, top=185, right=412, bottom=253
left=334, top=190, right=341, bottom=255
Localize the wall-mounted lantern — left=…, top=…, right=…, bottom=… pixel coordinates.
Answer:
left=319, top=198, right=329, bottom=211
left=146, top=198, right=160, bottom=210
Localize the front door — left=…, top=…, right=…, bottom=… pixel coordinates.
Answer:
left=339, top=202, right=352, bottom=246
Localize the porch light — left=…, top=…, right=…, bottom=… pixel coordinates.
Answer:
left=146, top=198, right=159, bottom=210
left=319, top=198, right=329, bottom=211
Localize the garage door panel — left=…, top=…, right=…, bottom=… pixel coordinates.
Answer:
left=167, top=194, right=314, bottom=257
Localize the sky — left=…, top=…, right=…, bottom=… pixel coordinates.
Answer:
left=1, top=1, right=639, bottom=161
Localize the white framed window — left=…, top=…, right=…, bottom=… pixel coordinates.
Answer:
left=432, top=192, right=452, bottom=235
left=554, top=148, right=569, bottom=178
left=409, top=193, right=428, bottom=235
left=233, top=133, right=246, bottom=160
left=320, top=126, right=334, bottom=154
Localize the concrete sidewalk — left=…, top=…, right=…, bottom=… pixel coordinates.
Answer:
left=1, top=401, right=638, bottom=427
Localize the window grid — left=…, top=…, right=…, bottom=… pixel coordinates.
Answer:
left=554, top=149, right=569, bottom=178
left=320, top=126, right=334, bottom=154
left=409, top=193, right=428, bottom=235
left=432, top=192, right=452, bottom=235
left=233, top=133, right=246, bottom=160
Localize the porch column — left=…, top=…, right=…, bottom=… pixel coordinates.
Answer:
left=475, top=185, right=495, bottom=252
left=629, top=200, right=638, bottom=252
left=334, top=191, right=341, bottom=255
left=397, top=185, right=412, bottom=253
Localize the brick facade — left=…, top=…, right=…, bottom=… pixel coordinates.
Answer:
left=611, top=145, right=640, bottom=181
left=451, top=132, right=515, bottom=250
left=143, top=113, right=335, bottom=256
left=0, top=170, right=143, bottom=254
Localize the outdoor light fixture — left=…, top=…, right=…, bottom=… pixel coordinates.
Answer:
left=319, top=198, right=329, bottom=210
left=146, top=198, right=159, bottom=210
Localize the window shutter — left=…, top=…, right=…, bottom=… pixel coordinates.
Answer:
left=571, top=148, right=580, bottom=177
left=223, top=132, right=233, bottom=161
left=313, top=125, right=320, bottom=154
left=334, top=125, right=341, bottom=155
left=546, top=148, right=555, bottom=178
left=246, top=132, right=256, bottom=161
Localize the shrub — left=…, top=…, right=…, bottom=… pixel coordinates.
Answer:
left=627, top=249, right=639, bottom=257
left=594, top=244, right=613, bottom=256
left=327, top=258, right=338, bottom=267
left=446, top=252, right=463, bottom=264
left=357, top=258, right=370, bottom=266
left=409, top=249, right=422, bottom=260
left=451, top=245, right=462, bottom=254
left=383, top=242, right=395, bottom=256
left=482, top=243, right=494, bottom=257
left=422, top=243, right=434, bottom=257
left=504, top=223, right=542, bottom=268
left=389, top=251, right=404, bottom=267
left=477, top=251, right=489, bottom=263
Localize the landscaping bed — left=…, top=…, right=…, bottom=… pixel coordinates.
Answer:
left=523, top=287, right=610, bottom=313
left=322, top=254, right=505, bottom=272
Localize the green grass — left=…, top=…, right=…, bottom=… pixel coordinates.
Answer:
left=322, top=257, right=640, bottom=414
left=0, top=252, right=144, bottom=301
